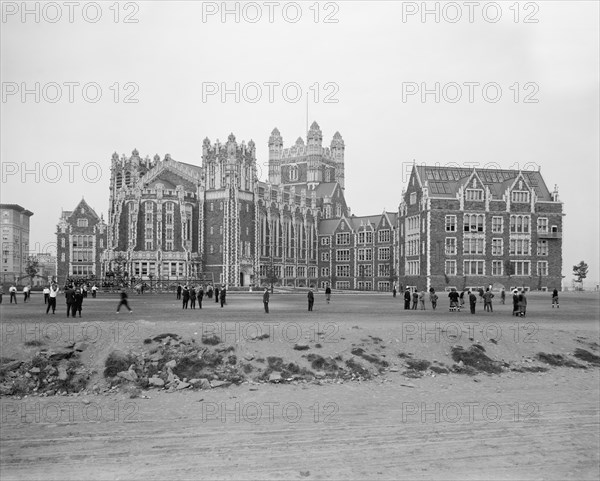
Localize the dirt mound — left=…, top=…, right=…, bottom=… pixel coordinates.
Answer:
left=451, top=345, right=504, bottom=374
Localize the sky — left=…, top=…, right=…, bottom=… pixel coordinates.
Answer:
left=1, top=0, right=599, bottom=289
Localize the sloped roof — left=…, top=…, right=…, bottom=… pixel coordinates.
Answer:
left=415, top=166, right=553, bottom=201
left=314, top=182, right=338, bottom=198
left=69, top=198, right=101, bottom=221
left=318, top=219, right=343, bottom=235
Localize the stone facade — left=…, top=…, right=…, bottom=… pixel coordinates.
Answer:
left=398, top=165, right=564, bottom=292
left=0, top=204, right=33, bottom=284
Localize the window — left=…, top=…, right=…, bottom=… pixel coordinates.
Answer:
left=465, top=189, right=484, bottom=201
left=378, top=281, right=391, bottom=291
left=336, top=233, right=350, bottom=245
left=510, top=239, right=530, bottom=256
left=406, top=260, right=420, bottom=275
left=357, top=281, right=372, bottom=291
left=463, top=260, right=484, bottom=276
left=378, top=264, right=390, bottom=277
left=445, top=215, right=456, bottom=232
left=61, top=238, right=65, bottom=248
left=321, top=267, right=330, bottom=277
left=410, top=192, right=417, bottom=204
left=511, top=191, right=530, bottom=203
left=210, top=203, right=214, bottom=212
left=537, top=240, right=548, bottom=256
left=445, top=238, right=456, bottom=255
left=321, top=252, right=330, bottom=261
left=297, top=267, right=306, bottom=278
left=219, top=226, right=223, bottom=235
left=358, top=231, right=373, bottom=244
left=492, top=260, right=503, bottom=276
left=445, top=260, right=456, bottom=276
left=463, top=214, right=485, bottom=232
left=336, top=281, right=351, bottom=290
left=510, top=215, right=530, bottom=234
left=100, top=238, right=104, bottom=248
left=537, top=217, right=548, bottom=233
left=511, top=260, right=531, bottom=276
left=336, top=204, right=342, bottom=217
left=336, top=265, right=350, bottom=277
left=210, top=226, right=214, bottom=235
left=289, top=165, right=298, bottom=181
left=492, top=216, right=503, bottom=234
left=165, top=240, right=174, bottom=251
left=336, top=249, right=350, bottom=262
left=463, top=238, right=484, bottom=255
left=358, top=264, right=372, bottom=277
left=358, top=248, right=373, bottom=261
left=285, top=266, right=294, bottom=277
left=537, top=261, right=548, bottom=276
left=378, top=230, right=391, bottom=243
left=492, top=238, right=503, bottom=256
left=308, top=267, right=317, bottom=278
left=77, top=218, right=88, bottom=227
left=321, top=237, right=330, bottom=246
left=378, top=247, right=390, bottom=261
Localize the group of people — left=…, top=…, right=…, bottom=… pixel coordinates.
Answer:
left=176, top=284, right=226, bottom=309
left=403, top=288, right=439, bottom=310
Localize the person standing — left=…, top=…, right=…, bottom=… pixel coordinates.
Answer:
left=392, top=285, right=397, bottom=298
left=176, top=284, right=182, bottom=300
left=459, top=290, right=465, bottom=308
left=23, top=285, right=30, bottom=303
left=512, top=290, right=519, bottom=316
left=74, top=288, right=83, bottom=318
left=518, top=291, right=527, bottom=317
left=500, top=288, right=506, bottom=304
left=448, top=288, right=459, bottom=311
left=190, top=286, right=197, bottom=309
left=325, top=284, right=331, bottom=304
left=418, top=290, right=426, bottom=310
left=307, top=288, right=314, bottom=312
left=404, top=288, right=411, bottom=310
left=429, top=289, right=438, bottom=310
left=116, top=289, right=132, bottom=313
left=82, top=285, right=88, bottom=298
left=483, top=288, right=494, bottom=312
left=197, top=285, right=204, bottom=309
left=182, top=286, right=190, bottom=309
left=469, top=290, right=477, bottom=314
left=65, top=285, right=75, bottom=317
left=207, top=285, right=213, bottom=299
left=43, top=285, right=50, bottom=304
left=9, top=285, right=17, bottom=304
left=220, top=286, right=226, bottom=307
left=552, top=288, right=559, bottom=308
left=91, top=284, right=98, bottom=298
left=214, top=286, right=220, bottom=303
left=263, top=287, right=270, bottom=313
left=411, top=290, right=418, bottom=310
left=46, top=283, right=59, bottom=314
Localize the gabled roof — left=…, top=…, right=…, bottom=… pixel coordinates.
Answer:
left=69, top=198, right=101, bottom=222
left=314, top=182, right=338, bottom=198
left=414, top=166, right=553, bottom=200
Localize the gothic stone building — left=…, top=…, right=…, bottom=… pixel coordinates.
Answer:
left=102, top=122, right=348, bottom=288
left=56, top=199, right=107, bottom=284
left=398, top=165, right=563, bottom=292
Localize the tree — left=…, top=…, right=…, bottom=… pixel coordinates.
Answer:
left=25, top=256, right=39, bottom=286
left=573, top=261, right=589, bottom=289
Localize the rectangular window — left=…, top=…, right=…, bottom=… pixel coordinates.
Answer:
left=378, top=264, right=390, bottom=277
left=510, top=239, right=531, bottom=256
left=511, top=260, right=531, bottom=276
left=492, top=216, right=503, bottom=234
left=465, top=189, right=484, bottom=201
left=357, top=281, right=372, bottom=291
left=537, top=261, right=548, bottom=276
left=537, top=240, right=548, bottom=256
left=463, top=260, right=485, bottom=276
left=463, top=214, right=485, bottom=232
left=405, top=260, right=420, bottom=275
left=463, top=238, right=485, bottom=255
left=297, top=267, right=306, bottom=278
left=321, top=267, right=330, bottom=277
left=336, top=281, right=351, bottom=290
left=165, top=240, right=174, bottom=251
left=321, top=237, right=330, bottom=246
left=378, top=247, right=390, bottom=261
left=358, top=231, right=373, bottom=244
left=358, top=264, right=372, bottom=277
left=492, top=260, right=503, bottom=276
left=378, top=281, right=391, bottom=291
left=445, top=260, right=456, bottom=276
left=321, top=252, right=330, bottom=261
left=410, top=192, right=417, bottom=204
left=336, top=233, right=350, bottom=245
left=445, top=215, right=456, bottom=232
left=336, top=265, right=350, bottom=277
left=336, top=249, right=350, bottom=262
left=510, top=215, right=530, bottom=234
left=77, top=218, right=88, bottom=227
left=492, top=238, right=503, bottom=256
left=511, top=191, right=530, bottom=203
left=445, top=237, right=456, bottom=255
left=285, top=266, right=294, bottom=277
left=357, top=248, right=373, bottom=261
left=537, top=217, right=548, bottom=233
left=378, top=230, right=391, bottom=243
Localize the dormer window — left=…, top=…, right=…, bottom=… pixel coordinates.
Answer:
left=77, top=218, right=88, bottom=227
left=511, top=191, right=530, bottom=203
left=465, top=189, right=484, bottom=201
left=409, top=192, right=417, bottom=205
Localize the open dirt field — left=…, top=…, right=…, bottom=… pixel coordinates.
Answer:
left=1, top=291, right=599, bottom=480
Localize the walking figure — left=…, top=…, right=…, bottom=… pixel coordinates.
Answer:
left=116, top=289, right=132, bottom=313
left=552, top=288, right=559, bottom=308
left=307, top=288, right=314, bottom=311
left=263, top=287, right=270, bottom=313
left=23, top=285, right=30, bottom=303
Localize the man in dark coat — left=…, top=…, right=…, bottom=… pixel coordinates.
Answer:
left=404, top=289, right=411, bottom=309
left=215, top=287, right=220, bottom=303
left=176, top=284, right=182, bottom=300
left=469, top=291, right=477, bottom=314
left=552, top=288, right=559, bottom=308
left=182, top=286, right=190, bottom=309
left=325, top=285, right=331, bottom=304
left=65, top=286, right=76, bottom=317
left=411, top=291, right=418, bottom=310
left=263, top=287, right=270, bottom=313
left=197, top=286, right=204, bottom=309
left=74, top=288, right=83, bottom=317
left=512, top=290, right=519, bottom=316
left=220, top=287, right=226, bottom=307
left=116, top=289, right=132, bottom=313
left=190, top=286, right=197, bottom=309
left=307, top=289, right=314, bottom=311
